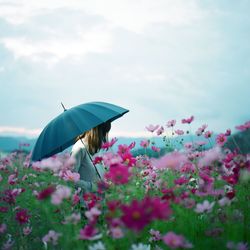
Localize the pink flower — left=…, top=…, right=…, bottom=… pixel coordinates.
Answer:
left=42, top=230, right=62, bottom=245
left=195, top=200, right=215, bottom=213
left=216, top=133, right=227, bottom=146
left=79, top=224, right=101, bottom=240
left=149, top=229, right=162, bottom=242
left=62, top=170, right=80, bottom=182
left=175, top=129, right=184, bottom=135
left=181, top=116, right=194, bottom=124
left=8, top=174, right=17, bottom=185
left=204, top=131, right=213, bottom=138
left=110, top=227, right=124, bottom=239
left=0, top=223, right=7, bottom=233
left=23, top=226, right=32, bottom=236
left=15, top=209, right=30, bottom=224
left=235, top=120, right=250, bottom=131
left=140, top=140, right=150, bottom=148
left=151, top=146, right=161, bottom=152
left=63, top=213, right=81, bottom=224
left=152, top=152, right=188, bottom=171
left=105, top=163, right=131, bottom=185
left=101, top=137, right=118, bottom=150
left=51, top=185, right=71, bottom=205
left=121, top=152, right=136, bottom=167
left=174, top=176, right=189, bottom=185
left=166, top=120, right=176, bottom=128
left=102, top=152, right=123, bottom=167
left=198, top=146, right=222, bottom=167
left=162, top=232, right=192, bottom=249
left=146, top=124, right=159, bottom=133
left=85, top=207, right=101, bottom=222
left=156, top=126, right=164, bottom=135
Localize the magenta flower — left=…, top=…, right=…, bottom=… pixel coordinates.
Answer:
left=216, top=133, right=227, bottom=146
left=121, top=152, right=136, bottom=167
left=146, top=124, right=159, bottom=133
left=105, top=163, right=131, bottom=185
left=121, top=200, right=151, bottom=232
left=225, top=129, right=231, bottom=136
left=101, top=137, right=118, bottom=150
left=79, top=224, right=101, bottom=240
left=15, top=209, right=30, bottom=224
left=37, top=185, right=56, bottom=200
left=166, top=120, right=176, bottom=128
left=181, top=116, right=194, bottom=124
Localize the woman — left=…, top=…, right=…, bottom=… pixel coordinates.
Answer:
left=71, top=121, right=111, bottom=195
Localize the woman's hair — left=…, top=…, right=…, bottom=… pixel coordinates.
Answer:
left=77, top=121, right=111, bottom=155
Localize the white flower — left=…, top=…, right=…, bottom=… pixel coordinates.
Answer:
left=130, top=243, right=151, bottom=250
left=88, top=241, right=106, bottom=250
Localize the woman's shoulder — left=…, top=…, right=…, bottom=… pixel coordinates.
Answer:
left=71, top=140, right=87, bottom=156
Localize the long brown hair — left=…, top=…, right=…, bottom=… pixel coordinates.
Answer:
left=77, top=121, right=111, bottom=155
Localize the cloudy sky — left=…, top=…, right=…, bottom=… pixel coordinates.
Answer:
left=0, top=0, right=249, bottom=138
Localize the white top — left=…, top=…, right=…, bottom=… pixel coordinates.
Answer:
left=71, top=139, right=105, bottom=193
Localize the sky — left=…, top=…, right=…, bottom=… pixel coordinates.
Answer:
left=0, top=0, right=249, bottom=138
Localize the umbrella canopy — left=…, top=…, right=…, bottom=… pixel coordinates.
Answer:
left=31, top=101, right=129, bottom=161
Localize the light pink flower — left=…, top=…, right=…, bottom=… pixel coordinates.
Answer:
left=63, top=213, right=81, bottom=224
left=140, top=140, right=150, bottom=148
left=195, top=200, right=215, bottom=213
left=149, top=229, right=161, bottom=242
left=110, top=227, right=124, bottom=239
left=42, top=230, right=62, bottom=245
left=152, top=152, right=188, bottom=171
left=198, top=146, right=222, bottom=167
left=62, top=170, right=80, bottom=182
left=151, top=146, right=161, bottom=152
left=146, top=124, right=159, bottom=133
left=204, top=131, right=213, bottom=138
left=166, top=120, right=176, bottom=128
left=162, top=232, right=192, bottom=249
left=175, top=129, right=184, bottom=135
left=156, top=126, right=164, bottom=136
left=85, top=207, right=101, bottom=222
left=51, top=185, right=71, bottom=205
left=0, top=223, right=7, bottom=233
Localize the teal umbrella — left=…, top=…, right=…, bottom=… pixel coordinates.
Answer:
left=31, top=101, right=129, bottom=161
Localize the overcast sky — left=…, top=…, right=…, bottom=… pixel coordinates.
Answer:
left=0, top=0, right=249, bottom=138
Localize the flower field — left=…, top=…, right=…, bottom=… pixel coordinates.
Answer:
left=0, top=118, right=250, bottom=250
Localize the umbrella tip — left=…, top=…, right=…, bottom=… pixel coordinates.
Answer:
left=61, top=102, right=67, bottom=111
